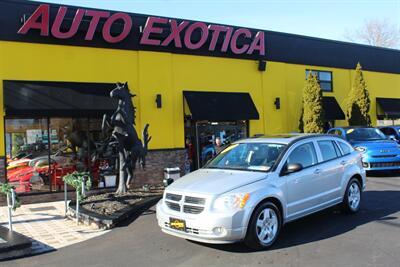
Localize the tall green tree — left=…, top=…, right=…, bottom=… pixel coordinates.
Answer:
left=302, top=73, right=325, bottom=133
left=346, top=63, right=371, bottom=126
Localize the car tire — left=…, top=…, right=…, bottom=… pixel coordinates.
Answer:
left=342, top=178, right=362, bottom=214
left=244, top=201, right=282, bottom=250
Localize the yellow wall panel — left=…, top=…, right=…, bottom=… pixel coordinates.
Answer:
left=0, top=40, right=399, bottom=156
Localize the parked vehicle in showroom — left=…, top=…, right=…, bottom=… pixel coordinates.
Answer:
left=328, top=127, right=400, bottom=171
left=157, top=134, right=366, bottom=249
left=378, top=125, right=400, bottom=143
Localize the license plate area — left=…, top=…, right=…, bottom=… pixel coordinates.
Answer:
left=169, top=217, right=186, bottom=232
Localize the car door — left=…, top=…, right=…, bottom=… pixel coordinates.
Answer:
left=315, top=140, right=343, bottom=203
left=282, top=141, right=322, bottom=220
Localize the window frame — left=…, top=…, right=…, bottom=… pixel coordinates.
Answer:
left=285, top=141, right=319, bottom=170
left=305, top=69, right=333, bottom=92
left=317, top=140, right=341, bottom=162
left=336, top=140, right=353, bottom=156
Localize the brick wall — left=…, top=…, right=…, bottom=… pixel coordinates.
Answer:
left=132, top=148, right=186, bottom=187
left=0, top=157, right=5, bottom=184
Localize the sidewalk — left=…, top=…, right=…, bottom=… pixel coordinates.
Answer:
left=0, top=201, right=109, bottom=255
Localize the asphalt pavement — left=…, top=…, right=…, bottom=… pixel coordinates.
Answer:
left=3, top=174, right=400, bottom=267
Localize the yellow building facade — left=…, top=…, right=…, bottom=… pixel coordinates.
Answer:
left=0, top=0, right=399, bottom=195
left=1, top=41, right=399, bottom=152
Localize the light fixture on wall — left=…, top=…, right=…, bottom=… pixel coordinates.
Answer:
left=274, top=97, right=280, bottom=109
left=258, top=60, right=266, bottom=71
left=156, top=94, right=162, bottom=108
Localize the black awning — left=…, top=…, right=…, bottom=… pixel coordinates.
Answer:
left=322, top=97, right=345, bottom=120
left=376, top=98, right=400, bottom=119
left=183, top=91, right=259, bottom=121
left=4, top=81, right=118, bottom=117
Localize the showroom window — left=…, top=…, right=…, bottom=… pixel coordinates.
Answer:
left=305, top=70, right=333, bottom=92
left=5, top=117, right=118, bottom=194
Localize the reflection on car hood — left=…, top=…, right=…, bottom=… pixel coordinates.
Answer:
left=166, top=168, right=268, bottom=195
left=350, top=140, right=399, bottom=150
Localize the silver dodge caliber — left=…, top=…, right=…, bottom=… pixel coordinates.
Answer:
left=156, top=134, right=366, bottom=249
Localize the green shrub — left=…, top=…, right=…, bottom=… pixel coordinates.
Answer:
left=302, top=73, right=325, bottom=133
left=0, top=183, right=21, bottom=210
left=63, top=172, right=91, bottom=202
left=346, top=63, right=371, bottom=126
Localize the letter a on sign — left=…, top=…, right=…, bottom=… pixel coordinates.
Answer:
left=18, top=4, right=50, bottom=36
left=247, top=32, right=265, bottom=56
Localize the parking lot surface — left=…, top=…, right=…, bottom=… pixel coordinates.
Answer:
left=4, top=175, right=400, bottom=267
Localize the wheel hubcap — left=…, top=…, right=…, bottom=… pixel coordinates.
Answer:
left=348, top=182, right=361, bottom=210
left=256, top=208, right=278, bottom=244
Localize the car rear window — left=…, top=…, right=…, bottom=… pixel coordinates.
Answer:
left=337, top=141, right=352, bottom=155
left=318, top=141, right=340, bottom=161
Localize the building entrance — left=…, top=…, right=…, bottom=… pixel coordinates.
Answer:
left=184, top=119, right=248, bottom=171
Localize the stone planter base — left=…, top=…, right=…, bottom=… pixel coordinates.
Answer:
left=67, top=196, right=161, bottom=230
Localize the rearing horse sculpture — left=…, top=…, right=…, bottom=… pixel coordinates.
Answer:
left=102, top=82, right=151, bottom=194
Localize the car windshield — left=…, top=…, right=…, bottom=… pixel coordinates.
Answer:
left=346, top=128, right=387, bottom=141
left=205, top=142, right=286, bottom=172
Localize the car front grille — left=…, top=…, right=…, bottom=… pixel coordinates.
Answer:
left=184, top=196, right=206, bottom=205
left=166, top=193, right=182, bottom=201
left=371, top=154, right=397, bottom=158
left=164, top=193, right=206, bottom=214
left=164, top=222, right=200, bottom=234
left=183, top=205, right=205, bottom=214
left=369, top=162, right=400, bottom=168
left=165, top=201, right=181, bottom=211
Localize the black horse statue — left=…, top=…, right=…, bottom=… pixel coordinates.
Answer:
left=102, top=82, right=151, bottom=194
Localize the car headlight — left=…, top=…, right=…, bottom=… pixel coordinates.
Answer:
left=213, top=193, right=250, bottom=211
left=354, top=146, right=367, bottom=153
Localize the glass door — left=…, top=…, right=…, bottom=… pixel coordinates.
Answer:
left=184, top=119, right=248, bottom=170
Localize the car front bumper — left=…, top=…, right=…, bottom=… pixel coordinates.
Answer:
left=362, top=156, right=400, bottom=171
left=156, top=200, right=248, bottom=244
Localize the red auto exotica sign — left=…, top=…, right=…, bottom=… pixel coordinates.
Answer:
left=18, top=4, right=265, bottom=56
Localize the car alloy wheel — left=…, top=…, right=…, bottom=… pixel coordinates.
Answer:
left=342, top=177, right=362, bottom=214
left=244, top=201, right=282, bottom=250
left=256, top=208, right=278, bottom=245
left=348, top=182, right=361, bottom=211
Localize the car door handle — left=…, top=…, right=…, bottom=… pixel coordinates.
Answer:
left=340, top=160, right=347, bottom=166
left=314, top=169, right=321, bottom=175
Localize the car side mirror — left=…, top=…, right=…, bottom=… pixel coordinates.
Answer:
left=388, top=135, right=396, bottom=141
left=281, top=163, right=303, bottom=176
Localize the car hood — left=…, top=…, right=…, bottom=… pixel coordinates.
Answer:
left=350, top=140, right=399, bottom=150
left=166, top=168, right=268, bottom=195
left=7, top=167, right=34, bottom=182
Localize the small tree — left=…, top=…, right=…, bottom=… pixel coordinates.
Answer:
left=0, top=183, right=20, bottom=210
left=346, top=63, right=371, bottom=126
left=344, top=18, right=400, bottom=49
left=63, top=172, right=91, bottom=202
left=302, top=73, right=325, bottom=133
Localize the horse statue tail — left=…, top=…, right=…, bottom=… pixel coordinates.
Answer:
left=139, top=124, right=151, bottom=169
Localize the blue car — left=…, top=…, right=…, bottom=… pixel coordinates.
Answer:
left=328, top=127, right=400, bottom=171
left=378, top=125, right=400, bottom=143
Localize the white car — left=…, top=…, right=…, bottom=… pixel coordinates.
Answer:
left=157, top=134, right=366, bottom=249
